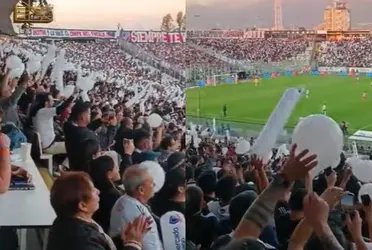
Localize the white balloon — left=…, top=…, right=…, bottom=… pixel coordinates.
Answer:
left=6, top=55, right=25, bottom=79
left=118, top=90, right=124, bottom=98
left=347, top=157, right=372, bottom=183
left=147, top=113, right=163, bottom=128
left=185, top=135, right=191, bottom=145
left=9, top=67, right=25, bottom=79
left=292, top=115, right=343, bottom=177
left=138, top=161, right=165, bottom=193
left=6, top=55, right=23, bottom=69
left=63, top=85, right=75, bottom=98
left=222, top=147, right=228, bottom=155
left=358, top=183, right=372, bottom=203
left=193, top=136, right=202, bottom=148
left=235, top=140, right=250, bottom=155
left=27, top=60, right=41, bottom=74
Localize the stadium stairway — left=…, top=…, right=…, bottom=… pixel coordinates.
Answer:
left=309, top=41, right=321, bottom=70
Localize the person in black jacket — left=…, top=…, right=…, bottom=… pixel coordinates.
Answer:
left=64, top=100, right=99, bottom=171
left=47, top=171, right=149, bottom=250
left=90, top=155, right=123, bottom=233
left=150, top=166, right=186, bottom=217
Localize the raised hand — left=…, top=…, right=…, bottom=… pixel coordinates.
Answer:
left=279, top=144, right=317, bottom=182
left=321, top=186, right=343, bottom=208
left=121, top=216, right=152, bottom=243
left=339, top=166, right=352, bottom=190
left=345, top=210, right=363, bottom=241
left=325, top=169, right=337, bottom=187
left=250, top=154, right=264, bottom=170
left=123, top=139, right=135, bottom=155
left=303, top=192, right=329, bottom=228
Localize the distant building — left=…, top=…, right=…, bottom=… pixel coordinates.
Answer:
left=315, top=0, right=351, bottom=31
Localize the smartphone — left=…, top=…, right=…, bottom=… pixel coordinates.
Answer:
left=324, top=167, right=333, bottom=176
left=361, top=194, right=371, bottom=206
left=341, top=192, right=355, bottom=210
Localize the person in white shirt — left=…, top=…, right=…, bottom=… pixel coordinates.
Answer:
left=110, top=166, right=163, bottom=250
left=30, top=89, right=78, bottom=155
left=305, top=89, right=309, bottom=99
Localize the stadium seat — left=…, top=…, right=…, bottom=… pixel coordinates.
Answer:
left=31, top=132, right=53, bottom=176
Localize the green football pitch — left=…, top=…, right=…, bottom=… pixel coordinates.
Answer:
left=186, top=75, right=372, bottom=133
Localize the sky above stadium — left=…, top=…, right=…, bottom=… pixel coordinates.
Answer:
left=34, top=0, right=184, bottom=30
left=187, top=0, right=372, bottom=29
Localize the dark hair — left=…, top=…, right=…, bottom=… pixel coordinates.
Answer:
left=160, top=135, right=175, bottom=150
left=196, top=171, right=217, bottom=195
left=89, top=155, right=115, bottom=191
left=229, top=191, right=258, bottom=230
left=289, top=188, right=307, bottom=211
left=70, top=100, right=91, bottom=121
left=81, top=139, right=100, bottom=171
left=216, top=175, right=237, bottom=204
left=133, top=129, right=151, bottom=147
left=50, top=172, right=93, bottom=218
left=29, top=92, right=51, bottom=119
left=157, top=167, right=185, bottom=200
left=186, top=185, right=204, bottom=217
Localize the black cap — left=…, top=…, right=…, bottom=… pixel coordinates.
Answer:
left=167, top=152, right=186, bottom=170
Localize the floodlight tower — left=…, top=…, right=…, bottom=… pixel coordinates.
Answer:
left=274, top=0, right=283, bottom=30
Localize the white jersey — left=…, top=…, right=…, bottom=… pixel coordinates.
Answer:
left=322, top=105, right=327, bottom=112
left=306, top=90, right=309, bottom=96
left=110, top=195, right=163, bottom=250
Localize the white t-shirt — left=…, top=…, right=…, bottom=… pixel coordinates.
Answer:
left=322, top=105, right=327, bottom=112
left=109, top=195, right=163, bottom=250
left=33, top=107, right=57, bottom=148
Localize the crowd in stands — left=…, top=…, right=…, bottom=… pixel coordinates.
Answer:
left=184, top=126, right=372, bottom=250
left=1, top=30, right=372, bottom=250
left=0, top=38, right=185, bottom=250
left=317, top=38, right=372, bottom=68
left=189, top=38, right=310, bottom=62
left=136, top=43, right=227, bottom=71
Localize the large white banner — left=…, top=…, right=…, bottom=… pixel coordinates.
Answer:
left=0, top=0, right=18, bottom=35
left=349, top=67, right=372, bottom=73
left=319, top=67, right=372, bottom=73
left=318, top=67, right=347, bottom=72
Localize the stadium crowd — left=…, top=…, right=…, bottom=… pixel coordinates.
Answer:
left=136, top=43, right=227, bottom=71
left=317, top=38, right=372, bottom=68
left=0, top=28, right=372, bottom=250
left=189, top=38, right=310, bottom=62
left=0, top=38, right=186, bottom=250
